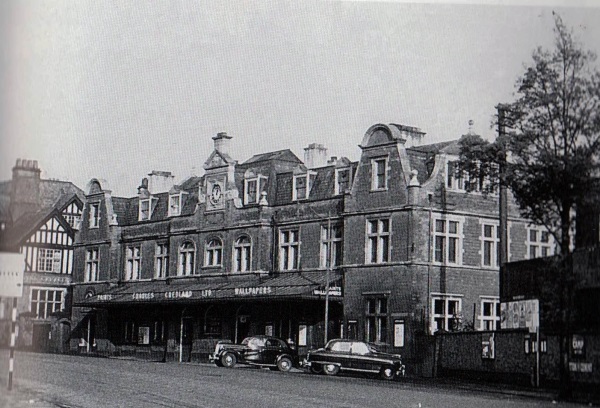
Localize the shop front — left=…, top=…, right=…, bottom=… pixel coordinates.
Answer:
left=72, top=270, right=343, bottom=362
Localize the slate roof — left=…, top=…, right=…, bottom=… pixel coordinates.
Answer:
left=242, top=149, right=302, bottom=166
left=408, top=140, right=460, bottom=156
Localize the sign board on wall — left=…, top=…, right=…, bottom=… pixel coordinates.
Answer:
left=394, top=320, right=405, bottom=347
left=0, top=252, right=25, bottom=298
left=500, top=299, right=539, bottom=332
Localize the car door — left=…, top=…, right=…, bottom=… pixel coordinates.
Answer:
left=261, top=338, right=280, bottom=365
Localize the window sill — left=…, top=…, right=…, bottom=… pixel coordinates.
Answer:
left=370, top=188, right=388, bottom=192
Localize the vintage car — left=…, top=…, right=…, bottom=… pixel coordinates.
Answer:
left=209, top=335, right=298, bottom=372
left=302, top=339, right=405, bottom=380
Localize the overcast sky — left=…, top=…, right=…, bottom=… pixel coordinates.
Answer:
left=1, top=1, right=599, bottom=196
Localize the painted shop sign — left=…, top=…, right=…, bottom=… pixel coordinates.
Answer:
left=234, top=286, right=273, bottom=296
left=97, top=294, right=113, bottom=301
left=313, top=286, right=342, bottom=297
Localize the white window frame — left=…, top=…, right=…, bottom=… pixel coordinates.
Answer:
left=279, top=229, right=299, bottom=271
left=125, top=245, right=141, bottom=280
left=431, top=294, right=462, bottom=334
left=366, top=218, right=391, bottom=264
left=292, top=171, right=316, bottom=201
left=85, top=248, right=99, bottom=282
left=204, top=238, right=223, bottom=267
left=480, top=221, right=500, bottom=268
left=168, top=194, right=183, bottom=217
left=244, top=175, right=267, bottom=205
left=30, top=287, right=65, bottom=319
left=89, top=203, right=100, bottom=228
left=526, top=226, right=555, bottom=259
left=371, top=157, right=388, bottom=191
left=479, top=297, right=500, bottom=331
left=334, top=168, right=351, bottom=195
left=155, top=243, right=169, bottom=278
left=37, top=248, right=62, bottom=273
left=139, top=198, right=151, bottom=221
left=233, top=236, right=252, bottom=272
left=178, top=241, right=196, bottom=276
left=365, top=297, right=388, bottom=344
left=320, top=224, right=342, bottom=268
left=433, top=216, right=464, bottom=265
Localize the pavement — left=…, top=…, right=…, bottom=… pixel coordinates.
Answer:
left=0, top=385, right=60, bottom=408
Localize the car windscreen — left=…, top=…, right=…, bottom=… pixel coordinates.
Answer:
left=242, top=337, right=265, bottom=349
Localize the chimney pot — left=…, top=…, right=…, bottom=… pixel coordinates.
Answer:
left=304, top=143, right=328, bottom=169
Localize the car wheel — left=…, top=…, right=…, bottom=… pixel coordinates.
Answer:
left=221, top=352, right=237, bottom=368
left=277, top=356, right=293, bottom=372
left=380, top=366, right=396, bottom=380
left=214, top=360, right=223, bottom=367
left=323, top=364, right=339, bottom=376
left=309, top=364, right=323, bottom=375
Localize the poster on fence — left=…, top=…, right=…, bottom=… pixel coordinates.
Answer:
left=500, top=299, right=539, bottom=332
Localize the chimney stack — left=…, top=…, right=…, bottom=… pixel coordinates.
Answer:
left=213, top=132, right=232, bottom=155
left=304, top=143, right=328, bottom=169
left=10, top=158, right=42, bottom=221
left=147, top=171, right=174, bottom=194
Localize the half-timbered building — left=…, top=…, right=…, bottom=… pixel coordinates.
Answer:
left=0, top=159, right=84, bottom=351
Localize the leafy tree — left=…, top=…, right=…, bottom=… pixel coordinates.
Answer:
left=461, top=14, right=600, bottom=254
left=459, top=13, right=600, bottom=397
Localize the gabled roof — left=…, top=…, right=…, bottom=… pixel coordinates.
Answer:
left=241, top=149, right=302, bottom=166
left=407, top=140, right=460, bottom=155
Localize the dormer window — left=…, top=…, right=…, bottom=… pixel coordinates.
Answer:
left=293, top=172, right=316, bottom=201
left=139, top=199, right=151, bottom=221
left=138, top=197, right=158, bottom=221
left=89, top=203, right=100, bottom=228
left=335, top=168, right=351, bottom=195
left=244, top=175, right=267, bottom=205
left=168, top=192, right=187, bottom=217
left=371, top=157, right=388, bottom=190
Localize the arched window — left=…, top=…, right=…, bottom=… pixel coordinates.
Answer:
left=178, top=241, right=195, bottom=276
left=234, top=236, right=252, bottom=272
left=205, top=238, right=223, bottom=267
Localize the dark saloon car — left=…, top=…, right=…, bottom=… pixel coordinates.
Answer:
left=209, top=335, right=298, bottom=372
left=302, top=339, right=405, bottom=380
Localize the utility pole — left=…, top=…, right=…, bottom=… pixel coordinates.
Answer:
left=497, top=105, right=509, bottom=272
left=324, top=212, right=332, bottom=345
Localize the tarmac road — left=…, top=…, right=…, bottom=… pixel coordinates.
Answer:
left=0, top=351, right=585, bottom=408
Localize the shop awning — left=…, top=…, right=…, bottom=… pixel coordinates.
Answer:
left=74, top=270, right=343, bottom=307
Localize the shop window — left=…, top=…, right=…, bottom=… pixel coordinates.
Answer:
left=205, top=238, right=223, bottom=267
left=153, top=321, right=166, bottom=343
left=178, top=241, right=196, bottom=276
left=434, top=218, right=462, bottom=265
left=155, top=243, right=169, bottom=278
left=124, top=245, right=141, bottom=280
left=431, top=295, right=462, bottom=333
left=365, top=297, right=388, bottom=343
left=279, top=229, right=299, bottom=270
left=124, top=321, right=137, bottom=344
left=366, top=219, right=390, bottom=264
left=234, top=236, right=252, bottom=272
left=30, top=288, right=64, bottom=319
left=320, top=224, right=342, bottom=268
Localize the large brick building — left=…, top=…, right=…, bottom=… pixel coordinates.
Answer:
left=70, top=124, right=543, bottom=366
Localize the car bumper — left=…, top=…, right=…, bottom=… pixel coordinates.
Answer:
left=300, top=358, right=311, bottom=368
left=208, top=353, right=218, bottom=363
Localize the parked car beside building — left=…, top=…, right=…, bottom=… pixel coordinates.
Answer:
left=209, top=335, right=298, bottom=372
left=302, top=339, right=405, bottom=380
